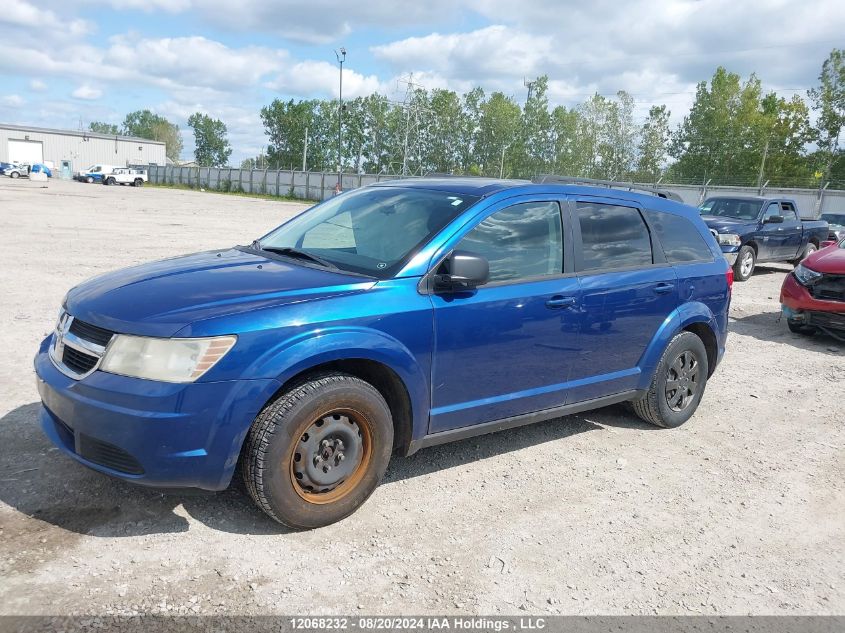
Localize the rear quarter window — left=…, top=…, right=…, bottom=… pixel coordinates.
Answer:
left=646, top=210, right=714, bottom=263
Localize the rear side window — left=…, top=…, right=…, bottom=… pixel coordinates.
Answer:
left=646, top=211, right=714, bottom=263
left=576, top=202, right=652, bottom=271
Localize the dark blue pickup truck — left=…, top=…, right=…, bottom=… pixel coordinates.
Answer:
left=700, top=196, right=829, bottom=281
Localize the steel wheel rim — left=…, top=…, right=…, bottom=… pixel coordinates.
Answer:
left=288, top=408, right=372, bottom=505
left=740, top=252, right=754, bottom=277
left=665, top=350, right=700, bottom=412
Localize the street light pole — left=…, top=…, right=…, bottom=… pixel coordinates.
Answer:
left=335, top=47, right=346, bottom=191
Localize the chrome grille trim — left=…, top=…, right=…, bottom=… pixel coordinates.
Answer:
left=49, top=310, right=113, bottom=380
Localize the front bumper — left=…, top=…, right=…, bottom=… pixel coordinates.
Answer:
left=34, top=338, right=280, bottom=490
left=780, top=274, right=845, bottom=333
left=721, top=246, right=740, bottom=265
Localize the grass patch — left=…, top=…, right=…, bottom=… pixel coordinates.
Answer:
left=148, top=181, right=318, bottom=204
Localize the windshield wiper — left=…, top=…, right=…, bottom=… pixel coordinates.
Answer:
left=254, top=243, right=338, bottom=270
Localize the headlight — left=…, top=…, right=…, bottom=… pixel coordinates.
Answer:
left=717, top=233, right=742, bottom=247
left=793, top=263, right=823, bottom=286
left=101, top=335, right=236, bottom=383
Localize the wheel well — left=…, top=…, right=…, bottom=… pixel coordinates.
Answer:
left=809, top=237, right=819, bottom=247
left=745, top=241, right=758, bottom=255
left=683, top=322, right=718, bottom=377
left=274, top=359, right=413, bottom=454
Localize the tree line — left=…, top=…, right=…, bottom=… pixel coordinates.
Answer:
left=91, top=48, right=843, bottom=188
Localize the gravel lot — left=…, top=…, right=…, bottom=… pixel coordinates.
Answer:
left=0, top=178, right=842, bottom=616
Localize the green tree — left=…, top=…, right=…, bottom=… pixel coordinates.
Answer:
left=808, top=48, right=844, bottom=182
left=89, top=121, right=119, bottom=135
left=477, top=92, right=521, bottom=177
left=122, top=110, right=183, bottom=161
left=261, top=99, right=319, bottom=170
left=634, top=105, right=671, bottom=182
left=187, top=113, right=232, bottom=167
left=518, top=76, right=554, bottom=177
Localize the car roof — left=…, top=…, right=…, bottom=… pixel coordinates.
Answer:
left=368, top=177, right=694, bottom=211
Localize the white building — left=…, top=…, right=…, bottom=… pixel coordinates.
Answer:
left=0, top=123, right=167, bottom=179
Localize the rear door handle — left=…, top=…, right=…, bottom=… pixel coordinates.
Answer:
left=546, top=296, right=577, bottom=309
left=653, top=282, right=674, bottom=295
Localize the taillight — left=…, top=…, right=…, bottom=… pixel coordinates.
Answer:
left=726, top=267, right=734, bottom=293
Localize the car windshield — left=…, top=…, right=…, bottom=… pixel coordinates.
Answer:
left=821, top=213, right=845, bottom=227
left=256, top=186, right=480, bottom=278
left=699, top=198, right=762, bottom=220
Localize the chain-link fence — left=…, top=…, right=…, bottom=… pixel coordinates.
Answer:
left=146, top=166, right=845, bottom=216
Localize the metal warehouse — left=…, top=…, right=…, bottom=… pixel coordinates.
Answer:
left=0, top=123, right=166, bottom=179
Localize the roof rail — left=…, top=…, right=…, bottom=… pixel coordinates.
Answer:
left=532, top=174, right=684, bottom=203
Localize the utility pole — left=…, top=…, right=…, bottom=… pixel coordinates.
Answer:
left=500, top=145, right=506, bottom=178
left=302, top=126, right=309, bottom=172
left=757, top=138, right=769, bottom=190
left=335, top=48, right=346, bottom=188
left=524, top=78, right=536, bottom=103
left=398, top=73, right=425, bottom=176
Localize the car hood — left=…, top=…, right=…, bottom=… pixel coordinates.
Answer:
left=65, top=248, right=376, bottom=337
left=804, top=244, right=845, bottom=274
left=700, top=215, right=757, bottom=233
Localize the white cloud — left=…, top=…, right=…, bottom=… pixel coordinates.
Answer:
left=1, top=95, right=26, bottom=107
left=266, top=61, right=385, bottom=99
left=72, top=85, right=102, bottom=100
left=29, top=79, right=48, bottom=92
left=2, top=0, right=92, bottom=40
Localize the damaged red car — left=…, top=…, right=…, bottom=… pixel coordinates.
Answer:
left=781, top=239, right=845, bottom=339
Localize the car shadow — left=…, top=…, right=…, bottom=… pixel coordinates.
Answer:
left=729, top=310, right=844, bottom=354
left=749, top=263, right=792, bottom=277
left=0, top=401, right=648, bottom=536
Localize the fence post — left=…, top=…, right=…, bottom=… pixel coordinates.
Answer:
left=275, top=168, right=281, bottom=196
left=320, top=172, right=326, bottom=200
left=263, top=168, right=268, bottom=195
left=290, top=170, right=295, bottom=196
left=357, top=174, right=363, bottom=189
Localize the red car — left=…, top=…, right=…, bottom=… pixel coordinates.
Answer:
left=781, top=240, right=845, bottom=338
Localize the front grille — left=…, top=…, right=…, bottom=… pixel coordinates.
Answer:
left=810, top=274, right=845, bottom=303
left=69, top=319, right=114, bottom=346
left=77, top=434, right=144, bottom=475
left=806, top=310, right=845, bottom=332
left=62, top=345, right=98, bottom=374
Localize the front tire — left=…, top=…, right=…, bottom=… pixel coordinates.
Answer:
left=85, top=176, right=93, bottom=184
left=733, top=245, right=756, bottom=281
left=787, top=319, right=816, bottom=335
left=10, top=171, right=19, bottom=179
left=241, top=372, right=394, bottom=529
left=631, top=331, right=709, bottom=428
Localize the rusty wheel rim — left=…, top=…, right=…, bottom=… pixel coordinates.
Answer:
left=288, top=408, right=373, bottom=505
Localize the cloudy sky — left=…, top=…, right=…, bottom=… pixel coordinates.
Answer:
left=1, top=0, right=842, bottom=162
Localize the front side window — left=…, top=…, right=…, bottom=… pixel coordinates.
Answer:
left=646, top=210, right=713, bottom=263
left=779, top=203, right=798, bottom=221
left=763, top=203, right=782, bottom=220
left=577, top=202, right=653, bottom=271
left=259, top=186, right=479, bottom=278
left=457, top=201, right=563, bottom=283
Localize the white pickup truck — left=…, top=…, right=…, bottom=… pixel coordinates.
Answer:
left=103, top=168, right=148, bottom=187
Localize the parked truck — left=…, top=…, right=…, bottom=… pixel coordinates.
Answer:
left=103, top=168, right=147, bottom=187
left=699, top=196, right=829, bottom=281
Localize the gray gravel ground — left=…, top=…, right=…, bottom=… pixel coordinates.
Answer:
left=0, top=178, right=842, bottom=616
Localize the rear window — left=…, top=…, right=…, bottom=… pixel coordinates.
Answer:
left=646, top=211, right=714, bottom=263
left=576, top=202, right=653, bottom=271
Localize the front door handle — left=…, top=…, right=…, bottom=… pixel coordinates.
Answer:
left=546, top=296, right=577, bottom=309
left=653, top=282, right=674, bottom=295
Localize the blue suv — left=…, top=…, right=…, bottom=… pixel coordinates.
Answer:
left=35, top=177, right=731, bottom=528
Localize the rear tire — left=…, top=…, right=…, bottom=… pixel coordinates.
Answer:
left=134, top=178, right=143, bottom=187
left=106, top=177, right=116, bottom=185
left=790, top=242, right=818, bottom=265
left=732, top=245, right=756, bottom=281
left=241, top=372, right=393, bottom=529
left=631, top=331, right=709, bottom=428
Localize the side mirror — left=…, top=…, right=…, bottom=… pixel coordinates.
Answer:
left=433, top=250, right=490, bottom=292
left=764, top=215, right=784, bottom=224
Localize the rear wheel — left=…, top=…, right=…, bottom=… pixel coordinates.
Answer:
left=106, top=177, right=116, bottom=185
left=733, top=245, right=756, bottom=281
left=790, top=242, right=818, bottom=265
left=241, top=372, right=393, bottom=529
left=631, top=331, right=709, bottom=428
left=133, top=178, right=143, bottom=187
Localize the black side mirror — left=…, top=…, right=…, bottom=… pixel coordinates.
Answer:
left=433, top=250, right=490, bottom=292
left=764, top=215, right=784, bottom=224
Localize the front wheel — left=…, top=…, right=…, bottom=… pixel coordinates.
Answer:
left=241, top=372, right=394, bottom=529
left=10, top=171, right=19, bottom=179
left=85, top=176, right=93, bottom=184
left=787, top=319, right=816, bottom=336
left=631, top=331, right=709, bottom=428
left=733, top=245, right=756, bottom=281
